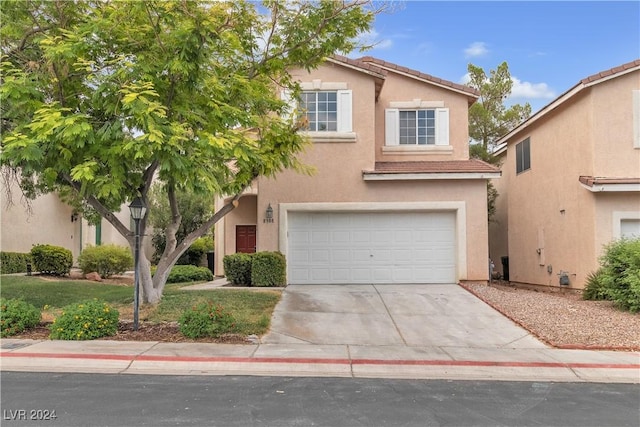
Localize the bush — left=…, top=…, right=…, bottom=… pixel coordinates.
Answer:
left=177, top=236, right=214, bottom=266
left=0, top=298, right=41, bottom=337
left=49, top=299, right=119, bottom=340
left=166, top=265, right=213, bottom=283
left=223, top=253, right=253, bottom=285
left=251, top=251, right=286, bottom=287
left=584, top=238, right=640, bottom=312
left=582, top=269, right=609, bottom=301
left=78, top=244, right=133, bottom=278
left=178, top=301, right=235, bottom=339
left=0, top=252, right=32, bottom=274
left=30, top=244, right=72, bottom=276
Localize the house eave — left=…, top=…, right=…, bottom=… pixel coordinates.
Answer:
left=580, top=183, right=640, bottom=192
left=362, top=172, right=502, bottom=181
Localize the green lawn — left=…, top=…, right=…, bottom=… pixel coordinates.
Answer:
left=1, top=275, right=281, bottom=336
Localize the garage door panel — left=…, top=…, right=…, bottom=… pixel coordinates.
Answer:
left=288, top=211, right=457, bottom=284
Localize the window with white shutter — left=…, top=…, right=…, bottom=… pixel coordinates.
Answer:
left=385, top=108, right=449, bottom=146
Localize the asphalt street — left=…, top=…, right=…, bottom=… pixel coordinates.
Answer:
left=1, top=372, right=638, bottom=427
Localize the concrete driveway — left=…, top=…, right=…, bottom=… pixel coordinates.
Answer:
left=262, top=284, right=547, bottom=349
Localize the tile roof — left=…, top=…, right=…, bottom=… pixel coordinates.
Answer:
left=357, top=56, right=480, bottom=98
left=580, top=59, right=640, bottom=85
left=496, top=58, right=640, bottom=146
left=329, top=54, right=387, bottom=78
left=366, top=159, right=500, bottom=174
left=579, top=176, right=640, bottom=187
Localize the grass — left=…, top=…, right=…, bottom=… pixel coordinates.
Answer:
left=0, top=275, right=281, bottom=336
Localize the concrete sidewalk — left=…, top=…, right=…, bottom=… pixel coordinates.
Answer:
left=2, top=338, right=638, bottom=383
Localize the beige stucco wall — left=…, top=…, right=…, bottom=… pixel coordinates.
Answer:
left=216, top=61, right=491, bottom=281
left=374, top=76, right=471, bottom=162
left=498, top=70, right=640, bottom=289
left=488, top=152, right=508, bottom=277
left=1, top=180, right=150, bottom=264
left=1, top=189, right=81, bottom=260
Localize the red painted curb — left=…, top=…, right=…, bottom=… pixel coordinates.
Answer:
left=2, top=352, right=638, bottom=370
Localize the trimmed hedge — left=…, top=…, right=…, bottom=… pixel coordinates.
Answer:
left=223, top=253, right=253, bottom=285
left=0, top=252, right=32, bottom=274
left=30, top=244, right=72, bottom=276
left=78, top=244, right=133, bottom=278
left=166, top=265, right=214, bottom=283
left=251, top=251, right=286, bottom=287
left=223, top=251, right=287, bottom=287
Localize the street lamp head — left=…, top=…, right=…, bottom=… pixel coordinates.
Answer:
left=128, top=197, right=147, bottom=221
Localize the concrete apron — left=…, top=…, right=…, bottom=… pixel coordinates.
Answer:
left=263, top=284, right=546, bottom=349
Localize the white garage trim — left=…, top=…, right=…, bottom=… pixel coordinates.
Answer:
left=279, top=202, right=467, bottom=281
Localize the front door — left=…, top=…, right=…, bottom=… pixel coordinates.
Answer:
left=236, top=225, right=256, bottom=253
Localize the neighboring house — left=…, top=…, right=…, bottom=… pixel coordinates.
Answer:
left=489, top=59, right=640, bottom=289
left=1, top=178, right=134, bottom=262
left=214, top=55, right=500, bottom=285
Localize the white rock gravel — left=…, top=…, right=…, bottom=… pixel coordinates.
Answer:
left=462, top=282, right=640, bottom=351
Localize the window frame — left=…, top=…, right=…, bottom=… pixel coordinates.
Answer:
left=516, top=137, right=531, bottom=174
left=385, top=107, right=449, bottom=148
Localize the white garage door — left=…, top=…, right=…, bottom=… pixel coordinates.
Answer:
left=288, top=211, right=456, bottom=284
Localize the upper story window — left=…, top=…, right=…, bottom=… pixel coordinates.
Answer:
left=281, top=81, right=354, bottom=141
left=385, top=107, right=449, bottom=147
left=516, top=137, right=531, bottom=174
left=399, top=110, right=436, bottom=145
left=300, top=91, right=338, bottom=132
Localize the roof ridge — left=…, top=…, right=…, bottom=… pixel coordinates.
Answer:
left=357, top=56, right=480, bottom=97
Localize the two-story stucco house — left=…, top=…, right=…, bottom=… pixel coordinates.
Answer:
left=489, top=59, right=640, bottom=289
left=214, top=55, right=500, bottom=285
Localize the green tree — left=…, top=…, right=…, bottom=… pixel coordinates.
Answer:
left=1, top=0, right=377, bottom=303
left=467, top=62, right=532, bottom=151
left=466, top=62, right=532, bottom=223
left=147, top=183, right=213, bottom=264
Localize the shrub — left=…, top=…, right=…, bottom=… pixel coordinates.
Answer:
left=178, top=301, right=235, bottom=339
left=582, top=269, right=609, bottom=301
left=587, top=238, right=640, bottom=313
left=177, top=236, right=214, bottom=266
left=166, top=265, right=213, bottom=283
left=78, top=244, right=133, bottom=278
left=0, top=298, right=41, bottom=337
left=49, top=299, right=119, bottom=340
left=30, top=244, right=72, bottom=276
left=0, top=252, right=32, bottom=274
left=223, top=253, right=253, bottom=285
left=251, top=251, right=286, bottom=287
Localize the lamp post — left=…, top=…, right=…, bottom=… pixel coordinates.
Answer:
left=128, top=197, right=147, bottom=331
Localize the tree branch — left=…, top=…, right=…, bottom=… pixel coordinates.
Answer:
left=60, top=173, right=132, bottom=240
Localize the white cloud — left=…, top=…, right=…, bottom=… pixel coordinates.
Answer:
left=459, top=73, right=471, bottom=85
left=464, top=42, right=488, bottom=58
left=509, top=77, right=556, bottom=99
left=356, top=28, right=393, bottom=50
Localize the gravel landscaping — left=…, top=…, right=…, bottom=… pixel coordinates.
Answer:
left=461, top=282, right=640, bottom=351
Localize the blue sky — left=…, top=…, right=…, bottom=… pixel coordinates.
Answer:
left=353, top=1, right=639, bottom=113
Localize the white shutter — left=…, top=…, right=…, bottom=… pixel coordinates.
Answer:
left=385, top=109, right=399, bottom=146
left=280, top=89, right=295, bottom=120
left=337, top=90, right=352, bottom=133
left=435, top=108, right=449, bottom=146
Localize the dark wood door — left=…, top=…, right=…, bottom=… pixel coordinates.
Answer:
left=236, top=225, right=256, bottom=253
